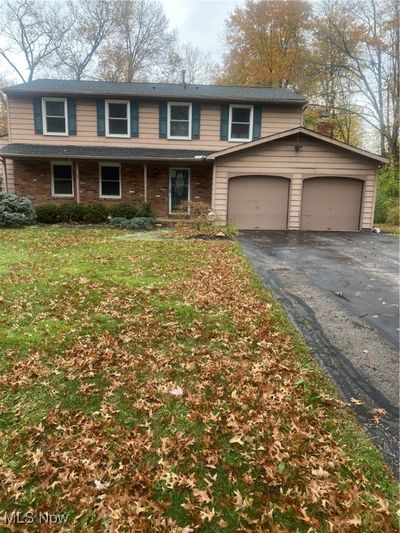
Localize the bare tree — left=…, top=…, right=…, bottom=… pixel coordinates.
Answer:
left=154, top=43, right=218, bottom=84
left=318, top=0, right=399, bottom=159
left=0, top=0, right=67, bottom=82
left=52, top=0, right=118, bottom=80
left=0, top=75, right=9, bottom=134
left=96, top=0, right=175, bottom=82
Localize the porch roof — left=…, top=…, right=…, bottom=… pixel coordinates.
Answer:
left=0, top=143, right=213, bottom=162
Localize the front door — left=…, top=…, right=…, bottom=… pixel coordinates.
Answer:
left=169, top=168, right=190, bottom=214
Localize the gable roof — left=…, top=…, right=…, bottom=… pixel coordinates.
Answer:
left=4, top=79, right=306, bottom=105
left=207, top=127, right=389, bottom=163
left=0, top=143, right=212, bottom=162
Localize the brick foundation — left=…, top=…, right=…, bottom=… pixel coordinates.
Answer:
left=12, top=159, right=213, bottom=217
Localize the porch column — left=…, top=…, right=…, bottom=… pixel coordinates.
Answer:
left=75, top=161, right=80, bottom=203
left=143, top=163, right=148, bottom=203
left=211, top=163, right=216, bottom=211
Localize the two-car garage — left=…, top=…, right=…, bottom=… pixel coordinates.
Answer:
left=227, top=175, right=363, bottom=231
left=213, top=128, right=385, bottom=232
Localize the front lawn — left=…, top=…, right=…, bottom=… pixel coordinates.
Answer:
left=0, top=227, right=397, bottom=531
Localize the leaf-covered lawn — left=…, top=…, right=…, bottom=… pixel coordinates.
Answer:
left=0, top=227, right=397, bottom=531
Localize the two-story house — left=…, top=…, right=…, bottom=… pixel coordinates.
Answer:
left=0, top=79, right=387, bottom=230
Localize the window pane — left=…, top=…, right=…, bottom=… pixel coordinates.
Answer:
left=46, top=101, right=65, bottom=116
left=170, top=105, right=189, bottom=120
left=232, top=107, right=250, bottom=123
left=53, top=164, right=72, bottom=180
left=101, top=166, right=120, bottom=181
left=54, top=179, right=73, bottom=195
left=108, top=103, right=128, bottom=119
left=102, top=181, right=120, bottom=196
left=170, top=121, right=189, bottom=137
left=47, top=117, right=66, bottom=133
left=231, top=122, right=250, bottom=139
left=109, top=119, right=128, bottom=135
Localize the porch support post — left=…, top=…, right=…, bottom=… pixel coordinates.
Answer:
left=0, top=156, right=8, bottom=193
left=75, top=161, right=80, bottom=203
left=143, top=163, right=148, bottom=202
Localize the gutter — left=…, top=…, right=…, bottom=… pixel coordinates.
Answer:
left=0, top=153, right=213, bottom=163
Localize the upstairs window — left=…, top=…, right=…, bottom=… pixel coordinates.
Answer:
left=99, top=163, right=121, bottom=198
left=106, top=100, right=130, bottom=137
left=229, top=105, right=253, bottom=142
left=168, top=102, right=192, bottom=139
left=43, top=98, right=68, bottom=135
left=51, top=162, right=73, bottom=197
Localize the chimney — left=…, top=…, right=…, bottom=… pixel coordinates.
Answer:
left=181, top=69, right=187, bottom=88
left=317, top=119, right=333, bottom=137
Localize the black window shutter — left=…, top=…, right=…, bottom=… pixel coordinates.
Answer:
left=130, top=100, right=139, bottom=137
left=220, top=104, right=229, bottom=140
left=97, top=99, right=105, bottom=136
left=159, top=102, right=167, bottom=138
left=67, top=98, right=77, bottom=135
left=192, top=103, right=200, bottom=139
left=33, top=97, right=43, bottom=134
left=252, top=105, right=262, bottom=140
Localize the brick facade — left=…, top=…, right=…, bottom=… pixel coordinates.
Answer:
left=12, top=159, right=213, bottom=216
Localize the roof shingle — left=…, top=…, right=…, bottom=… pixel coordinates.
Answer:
left=4, top=79, right=306, bottom=104
left=0, top=143, right=212, bottom=161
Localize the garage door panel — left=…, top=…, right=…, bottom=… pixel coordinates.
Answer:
left=301, top=177, right=362, bottom=231
left=228, top=176, right=289, bottom=230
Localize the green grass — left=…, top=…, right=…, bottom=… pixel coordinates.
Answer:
left=0, top=226, right=397, bottom=531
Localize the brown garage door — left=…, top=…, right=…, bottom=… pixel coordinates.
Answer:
left=301, top=177, right=363, bottom=231
left=228, top=176, right=289, bottom=230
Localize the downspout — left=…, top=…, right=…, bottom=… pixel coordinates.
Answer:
left=0, top=156, right=8, bottom=193
left=143, top=163, right=147, bottom=203
left=75, top=161, right=80, bottom=203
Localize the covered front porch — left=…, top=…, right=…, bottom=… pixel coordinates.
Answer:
left=0, top=144, right=214, bottom=218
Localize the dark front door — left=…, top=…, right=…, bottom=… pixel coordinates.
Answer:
left=169, top=168, right=189, bottom=214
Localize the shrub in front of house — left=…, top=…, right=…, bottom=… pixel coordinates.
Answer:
left=136, top=202, right=154, bottom=218
left=83, top=203, right=109, bottom=224
left=0, top=192, right=37, bottom=228
left=108, top=203, right=138, bottom=219
left=35, top=204, right=62, bottom=224
left=34, top=202, right=155, bottom=225
left=58, top=202, right=86, bottom=223
left=109, top=216, right=155, bottom=230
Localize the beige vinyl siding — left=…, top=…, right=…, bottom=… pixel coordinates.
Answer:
left=213, top=135, right=379, bottom=230
left=8, top=97, right=302, bottom=151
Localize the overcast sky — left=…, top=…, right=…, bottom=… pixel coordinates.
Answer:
left=160, top=0, right=245, bottom=61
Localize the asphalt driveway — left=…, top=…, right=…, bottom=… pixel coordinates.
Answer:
left=238, top=231, right=399, bottom=475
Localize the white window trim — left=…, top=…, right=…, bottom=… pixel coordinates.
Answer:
left=51, top=161, right=74, bottom=198
left=228, top=104, right=254, bottom=142
left=99, top=162, right=122, bottom=199
left=169, top=167, right=190, bottom=214
left=42, top=97, right=68, bottom=136
left=167, top=102, right=192, bottom=140
left=105, top=99, right=130, bottom=138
